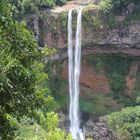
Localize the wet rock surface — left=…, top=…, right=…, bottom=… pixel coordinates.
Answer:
left=84, top=118, right=118, bottom=140
left=58, top=112, right=118, bottom=140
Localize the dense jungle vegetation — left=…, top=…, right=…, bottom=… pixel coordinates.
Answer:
left=0, top=0, right=140, bottom=140
left=0, top=0, right=72, bottom=139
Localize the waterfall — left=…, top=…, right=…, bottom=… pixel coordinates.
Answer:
left=68, top=8, right=84, bottom=140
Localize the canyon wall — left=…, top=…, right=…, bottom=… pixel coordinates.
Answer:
left=26, top=5, right=140, bottom=50
left=26, top=4, right=140, bottom=114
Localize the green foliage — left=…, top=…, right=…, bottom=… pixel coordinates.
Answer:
left=46, top=112, right=58, bottom=130
left=56, top=0, right=67, bottom=6
left=39, top=0, right=56, bottom=8
left=136, top=97, right=140, bottom=105
left=15, top=124, right=47, bottom=140
left=0, top=1, right=73, bottom=140
left=0, top=2, right=37, bottom=138
left=123, top=8, right=140, bottom=26
left=99, top=0, right=139, bottom=13
left=103, top=13, right=118, bottom=28
left=107, top=106, right=140, bottom=140
left=22, top=0, right=39, bottom=14
left=132, top=71, right=140, bottom=106
left=59, top=12, right=68, bottom=32
left=86, top=138, right=93, bottom=140
left=9, top=0, right=69, bottom=16
left=43, top=112, right=73, bottom=140
left=46, top=129, right=73, bottom=140
left=82, top=1, right=140, bottom=29
left=99, top=0, right=113, bottom=13
left=0, top=0, right=55, bottom=139
left=82, top=11, right=102, bottom=31
left=79, top=95, right=121, bottom=115
left=109, top=72, right=125, bottom=99
left=32, top=61, right=55, bottom=113
left=41, top=46, right=57, bottom=56
left=13, top=112, right=73, bottom=140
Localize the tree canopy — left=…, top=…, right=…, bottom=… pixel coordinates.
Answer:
left=0, top=0, right=74, bottom=139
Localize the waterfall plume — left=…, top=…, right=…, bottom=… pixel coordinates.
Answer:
left=68, top=8, right=84, bottom=140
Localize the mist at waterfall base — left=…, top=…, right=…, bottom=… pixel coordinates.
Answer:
left=68, top=9, right=84, bottom=140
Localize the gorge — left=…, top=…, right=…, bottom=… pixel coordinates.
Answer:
left=2, top=0, right=140, bottom=140
left=25, top=0, right=140, bottom=139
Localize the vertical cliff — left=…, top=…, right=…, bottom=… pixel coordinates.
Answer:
left=25, top=2, right=140, bottom=116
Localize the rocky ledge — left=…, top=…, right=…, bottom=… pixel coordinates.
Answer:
left=26, top=2, right=140, bottom=50
left=58, top=112, right=118, bottom=140
left=84, top=117, right=118, bottom=140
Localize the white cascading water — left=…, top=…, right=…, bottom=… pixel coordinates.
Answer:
left=68, top=8, right=84, bottom=140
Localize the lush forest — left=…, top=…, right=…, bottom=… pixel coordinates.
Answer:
left=0, top=0, right=140, bottom=140
left=0, top=0, right=72, bottom=139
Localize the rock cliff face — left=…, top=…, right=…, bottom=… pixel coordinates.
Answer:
left=84, top=117, right=118, bottom=140
left=61, top=57, right=140, bottom=97
left=62, top=62, right=110, bottom=94
left=26, top=3, right=140, bottom=113
left=26, top=5, right=140, bottom=50
left=25, top=3, right=140, bottom=139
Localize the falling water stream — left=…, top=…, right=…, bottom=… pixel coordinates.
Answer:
left=68, top=8, right=84, bottom=140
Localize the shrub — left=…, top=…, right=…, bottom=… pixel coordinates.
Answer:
left=107, top=106, right=140, bottom=140
left=99, top=0, right=113, bottom=13
left=40, top=0, right=56, bottom=8
left=56, top=0, right=67, bottom=6
left=99, top=0, right=139, bottom=13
